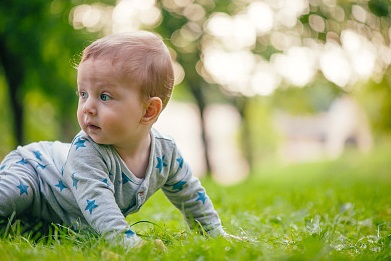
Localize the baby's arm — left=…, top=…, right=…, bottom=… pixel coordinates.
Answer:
left=63, top=136, right=142, bottom=249
left=161, top=147, right=226, bottom=237
left=163, top=164, right=249, bottom=242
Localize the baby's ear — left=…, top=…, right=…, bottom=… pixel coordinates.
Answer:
left=141, top=97, right=163, bottom=124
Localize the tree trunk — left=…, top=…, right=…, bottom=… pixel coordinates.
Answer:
left=0, top=39, right=24, bottom=145
left=188, top=83, right=212, bottom=176
left=235, top=96, right=253, bottom=172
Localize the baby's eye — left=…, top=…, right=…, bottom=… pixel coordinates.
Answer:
left=79, top=91, right=88, bottom=99
left=100, top=93, right=112, bottom=101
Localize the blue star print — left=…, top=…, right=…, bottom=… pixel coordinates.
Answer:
left=33, top=150, right=43, bottom=161
left=176, top=156, right=184, bottom=169
left=72, top=173, right=79, bottom=189
left=125, top=229, right=135, bottom=237
left=196, top=191, right=207, bottom=204
left=0, top=165, right=5, bottom=171
left=16, top=158, right=28, bottom=165
left=85, top=199, right=98, bottom=214
left=172, top=180, right=186, bottom=191
left=36, top=163, right=47, bottom=170
left=156, top=155, right=167, bottom=173
left=122, top=172, right=133, bottom=184
left=17, top=181, right=29, bottom=195
left=74, top=137, right=86, bottom=150
left=55, top=180, right=68, bottom=192
left=102, top=178, right=110, bottom=187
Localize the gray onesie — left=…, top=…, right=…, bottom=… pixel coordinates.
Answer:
left=0, top=128, right=224, bottom=247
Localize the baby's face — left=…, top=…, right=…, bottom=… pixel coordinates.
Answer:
left=77, top=59, right=147, bottom=146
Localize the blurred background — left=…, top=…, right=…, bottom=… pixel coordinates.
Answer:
left=1, top=0, right=390, bottom=184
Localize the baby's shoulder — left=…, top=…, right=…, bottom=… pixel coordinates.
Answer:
left=70, top=131, right=94, bottom=151
left=151, top=128, right=177, bottom=148
left=69, top=131, right=112, bottom=156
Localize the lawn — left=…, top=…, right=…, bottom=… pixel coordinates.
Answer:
left=0, top=144, right=390, bottom=260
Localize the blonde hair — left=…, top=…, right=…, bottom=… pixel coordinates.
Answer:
left=79, top=31, right=174, bottom=108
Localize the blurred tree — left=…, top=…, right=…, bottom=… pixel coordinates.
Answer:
left=2, top=0, right=391, bottom=170
left=153, top=2, right=234, bottom=174
left=188, top=0, right=391, bottom=167
left=297, top=0, right=391, bottom=131
left=0, top=0, right=99, bottom=145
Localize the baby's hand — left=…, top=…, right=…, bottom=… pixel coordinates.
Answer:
left=223, top=232, right=250, bottom=242
left=135, top=239, right=167, bottom=252
left=154, top=239, right=167, bottom=252
left=123, top=234, right=144, bottom=249
left=207, top=227, right=256, bottom=243
left=134, top=239, right=148, bottom=249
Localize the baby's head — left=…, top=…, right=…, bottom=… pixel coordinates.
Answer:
left=79, top=31, right=174, bottom=108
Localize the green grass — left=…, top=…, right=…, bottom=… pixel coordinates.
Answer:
left=1, top=145, right=390, bottom=260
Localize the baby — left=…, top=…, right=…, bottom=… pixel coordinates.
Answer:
left=0, top=31, right=230, bottom=248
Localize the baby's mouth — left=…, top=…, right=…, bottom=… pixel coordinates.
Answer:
left=86, top=124, right=100, bottom=130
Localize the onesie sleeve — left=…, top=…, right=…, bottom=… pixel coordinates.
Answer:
left=161, top=144, right=225, bottom=236
left=63, top=134, right=142, bottom=248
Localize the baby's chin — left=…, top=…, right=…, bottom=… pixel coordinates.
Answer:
left=82, top=129, right=110, bottom=145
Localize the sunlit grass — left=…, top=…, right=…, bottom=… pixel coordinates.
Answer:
left=1, top=144, right=390, bottom=260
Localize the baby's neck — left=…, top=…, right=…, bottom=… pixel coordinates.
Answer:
left=115, top=134, right=151, bottom=179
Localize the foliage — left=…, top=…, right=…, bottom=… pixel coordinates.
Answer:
left=272, top=77, right=343, bottom=115
left=0, top=0, right=102, bottom=145
left=354, top=67, right=391, bottom=134
left=1, top=144, right=390, bottom=260
left=1, top=0, right=391, bottom=164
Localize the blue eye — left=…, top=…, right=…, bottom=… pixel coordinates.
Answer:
left=100, top=93, right=111, bottom=101
left=79, top=91, right=88, bottom=99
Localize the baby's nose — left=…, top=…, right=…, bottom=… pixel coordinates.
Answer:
left=83, top=99, right=97, bottom=114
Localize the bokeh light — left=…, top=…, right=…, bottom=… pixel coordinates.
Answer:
left=68, top=0, right=391, bottom=97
